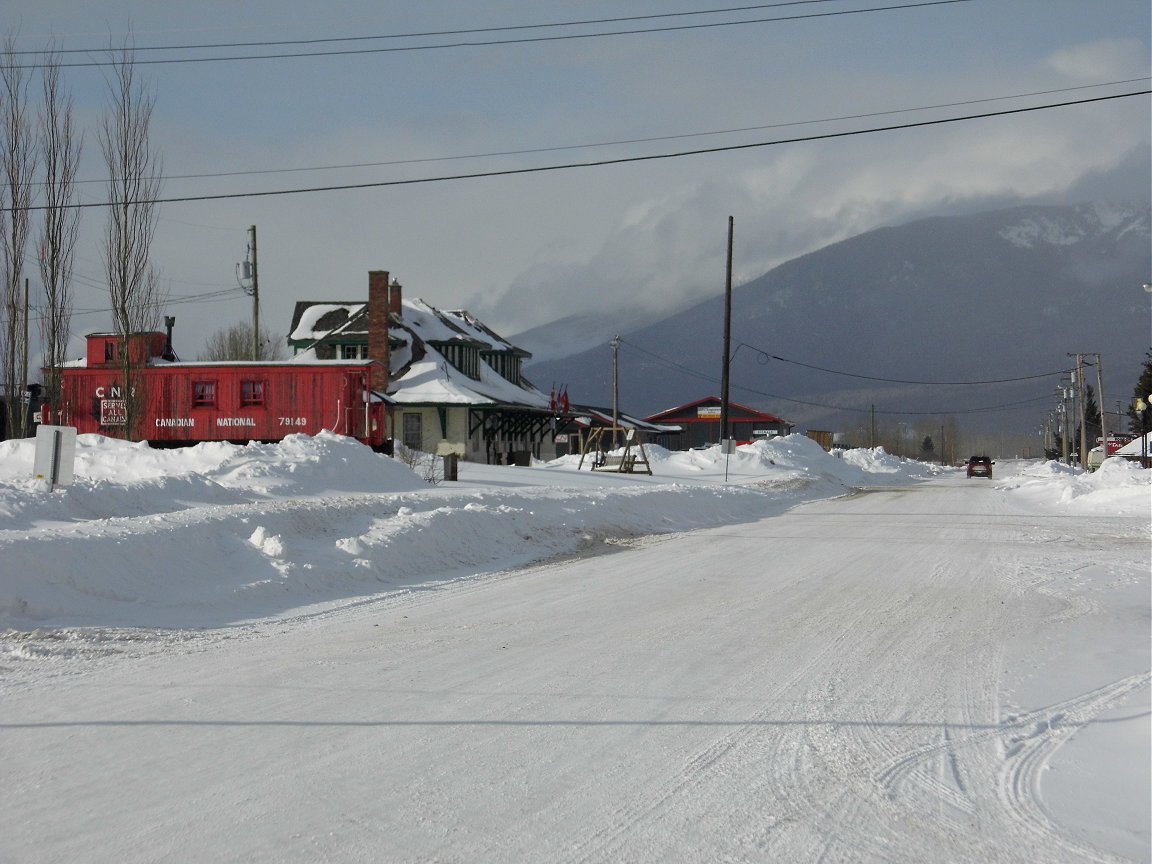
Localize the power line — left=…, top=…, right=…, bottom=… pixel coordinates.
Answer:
left=18, top=89, right=1147, bottom=213
left=52, top=289, right=244, bottom=322
left=88, top=78, right=1142, bottom=186
left=3, top=1, right=976, bottom=69
left=620, top=339, right=1057, bottom=416
left=2, top=2, right=890, bottom=55
left=733, top=341, right=1073, bottom=384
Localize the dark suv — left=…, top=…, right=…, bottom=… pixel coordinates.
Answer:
left=966, top=456, right=993, bottom=478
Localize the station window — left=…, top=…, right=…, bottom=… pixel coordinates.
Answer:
left=240, top=379, right=265, bottom=406
left=192, top=380, right=217, bottom=407
left=403, top=413, right=423, bottom=451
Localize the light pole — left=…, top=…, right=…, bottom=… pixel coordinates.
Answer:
left=720, top=216, right=733, bottom=447
left=1138, top=395, right=1152, bottom=469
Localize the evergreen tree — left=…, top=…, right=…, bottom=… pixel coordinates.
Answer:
left=919, top=435, right=935, bottom=461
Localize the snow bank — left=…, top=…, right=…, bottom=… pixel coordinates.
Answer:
left=0, top=432, right=1144, bottom=631
left=999, top=457, right=1152, bottom=516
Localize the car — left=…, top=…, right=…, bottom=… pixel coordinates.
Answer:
left=966, top=456, right=993, bottom=478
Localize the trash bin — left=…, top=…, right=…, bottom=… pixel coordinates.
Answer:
left=513, top=450, right=530, bottom=467
left=442, top=453, right=458, bottom=481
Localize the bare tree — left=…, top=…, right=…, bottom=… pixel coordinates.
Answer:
left=99, top=44, right=162, bottom=439
left=0, top=35, right=36, bottom=439
left=199, top=321, right=286, bottom=361
left=37, top=47, right=82, bottom=424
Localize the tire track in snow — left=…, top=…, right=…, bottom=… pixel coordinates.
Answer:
left=873, top=672, right=1149, bottom=863
left=785, top=552, right=1005, bottom=862
left=996, top=672, right=1150, bottom=863
left=560, top=568, right=880, bottom=864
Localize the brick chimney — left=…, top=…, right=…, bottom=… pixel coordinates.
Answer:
left=388, top=276, right=403, bottom=317
left=368, top=270, right=391, bottom=394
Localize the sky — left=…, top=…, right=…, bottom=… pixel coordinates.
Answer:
left=3, top=0, right=1150, bottom=361
left=1, top=433, right=1149, bottom=860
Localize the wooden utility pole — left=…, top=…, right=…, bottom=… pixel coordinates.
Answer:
left=719, top=216, right=733, bottom=444
left=1094, top=352, right=1106, bottom=462
left=1071, top=353, right=1087, bottom=466
left=248, top=225, right=260, bottom=360
left=611, top=334, right=620, bottom=449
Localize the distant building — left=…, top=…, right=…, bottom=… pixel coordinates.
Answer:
left=644, top=397, right=792, bottom=450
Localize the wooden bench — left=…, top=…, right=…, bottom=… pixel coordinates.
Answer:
left=592, top=454, right=651, bottom=474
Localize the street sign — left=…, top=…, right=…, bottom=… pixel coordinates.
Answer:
left=33, top=425, right=77, bottom=489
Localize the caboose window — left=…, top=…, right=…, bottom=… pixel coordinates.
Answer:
left=192, top=380, right=217, bottom=407
left=240, top=379, right=265, bottom=406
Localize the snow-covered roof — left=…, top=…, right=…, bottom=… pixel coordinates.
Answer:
left=383, top=298, right=546, bottom=409
left=441, top=309, right=526, bottom=355
left=1113, top=432, right=1152, bottom=457
left=288, top=295, right=546, bottom=410
left=570, top=407, right=681, bottom=434
left=398, top=298, right=486, bottom=346
left=288, top=302, right=367, bottom=343
left=388, top=339, right=549, bottom=409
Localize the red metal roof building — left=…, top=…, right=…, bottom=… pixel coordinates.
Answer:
left=644, top=396, right=792, bottom=450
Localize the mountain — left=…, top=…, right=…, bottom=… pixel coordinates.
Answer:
left=522, top=203, right=1152, bottom=442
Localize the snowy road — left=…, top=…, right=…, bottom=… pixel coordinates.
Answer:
left=3, top=474, right=1149, bottom=863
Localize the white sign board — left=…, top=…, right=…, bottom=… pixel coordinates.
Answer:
left=33, top=425, right=78, bottom=488
left=435, top=440, right=466, bottom=457
left=100, top=399, right=127, bottom=426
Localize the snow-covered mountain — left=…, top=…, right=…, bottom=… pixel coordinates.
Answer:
left=523, top=203, right=1151, bottom=437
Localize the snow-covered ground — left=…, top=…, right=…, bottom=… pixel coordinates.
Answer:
left=0, top=433, right=928, bottom=630
left=1, top=433, right=1148, bottom=862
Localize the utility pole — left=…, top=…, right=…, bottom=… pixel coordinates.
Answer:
left=611, top=334, right=620, bottom=450
left=1070, top=353, right=1087, bottom=466
left=719, top=216, right=733, bottom=445
left=247, top=226, right=260, bottom=360
left=1059, top=382, right=1072, bottom=463
left=1094, top=353, right=1107, bottom=463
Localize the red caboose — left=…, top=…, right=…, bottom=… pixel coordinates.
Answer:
left=49, top=331, right=390, bottom=449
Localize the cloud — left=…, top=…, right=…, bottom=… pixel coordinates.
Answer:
left=473, top=74, right=1150, bottom=336
left=1044, top=38, right=1149, bottom=81
left=21, top=8, right=1146, bottom=357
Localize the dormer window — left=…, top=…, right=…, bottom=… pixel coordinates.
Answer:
left=438, top=342, right=481, bottom=380
left=483, top=351, right=522, bottom=385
